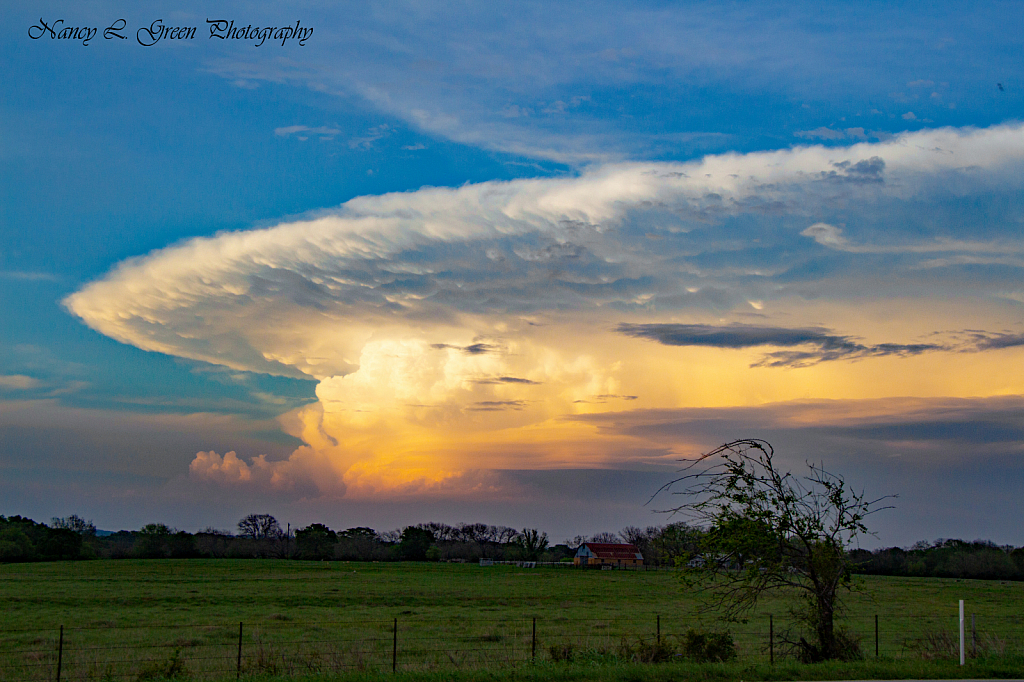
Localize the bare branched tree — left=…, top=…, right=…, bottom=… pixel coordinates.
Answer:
left=514, top=528, right=549, bottom=560
left=654, top=439, right=894, bottom=662
left=236, top=513, right=282, bottom=540
left=51, top=514, right=97, bottom=536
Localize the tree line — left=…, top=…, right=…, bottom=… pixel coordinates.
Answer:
left=1, top=511, right=1021, bottom=579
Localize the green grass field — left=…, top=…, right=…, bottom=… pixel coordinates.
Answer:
left=0, top=560, right=1021, bottom=681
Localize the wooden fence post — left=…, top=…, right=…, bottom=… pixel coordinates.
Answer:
left=769, top=614, right=774, bottom=665
left=56, top=625, right=63, bottom=682
left=657, top=615, right=661, bottom=645
left=875, top=614, right=879, bottom=658
left=392, top=618, right=398, bottom=673
left=532, top=617, right=536, bottom=659
left=236, top=622, right=242, bottom=680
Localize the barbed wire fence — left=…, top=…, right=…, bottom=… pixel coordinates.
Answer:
left=1, top=612, right=1021, bottom=682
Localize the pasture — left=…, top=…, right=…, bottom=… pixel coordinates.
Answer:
left=0, top=560, right=1021, bottom=680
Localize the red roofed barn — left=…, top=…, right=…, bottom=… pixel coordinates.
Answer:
left=573, top=542, right=644, bottom=568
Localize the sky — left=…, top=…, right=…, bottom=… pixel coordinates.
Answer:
left=2, top=0, right=1023, bottom=547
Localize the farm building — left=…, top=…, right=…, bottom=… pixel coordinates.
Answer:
left=573, top=542, right=644, bottom=568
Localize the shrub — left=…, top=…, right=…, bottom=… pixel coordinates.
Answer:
left=680, top=628, right=736, bottom=662
left=618, top=636, right=676, bottom=663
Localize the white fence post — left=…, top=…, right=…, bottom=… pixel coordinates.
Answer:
left=959, top=599, right=965, bottom=666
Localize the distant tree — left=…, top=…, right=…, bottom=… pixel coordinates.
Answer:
left=454, top=522, right=489, bottom=543
left=514, top=528, right=549, bottom=561
left=168, top=530, right=197, bottom=558
left=656, top=439, right=892, bottom=662
left=416, top=522, right=453, bottom=542
left=651, top=522, right=704, bottom=566
left=493, top=526, right=519, bottom=545
left=379, top=529, right=402, bottom=544
left=199, top=527, right=231, bottom=536
left=621, top=525, right=663, bottom=562
left=0, top=527, right=35, bottom=562
left=398, top=526, right=435, bottom=561
left=51, top=514, right=97, bottom=536
left=338, top=527, right=378, bottom=540
left=296, top=523, right=338, bottom=560
left=335, top=527, right=383, bottom=561
left=134, top=523, right=172, bottom=558
left=237, top=514, right=282, bottom=540
left=565, top=535, right=587, bottom=550
left=589, top=531, right=622, bottom=544
left=39, top=528, right=82, bottom=560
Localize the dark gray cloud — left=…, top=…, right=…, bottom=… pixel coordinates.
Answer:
left=820, top=156, right=886, bottom=184
left=431, top=342, right=499, bottom=355
left=465, top=400, right=529, bottom=412
left=969, top=331, right=1024, bottom=351
left=567, top=395, right=1024, bottom=545
left=616, top=322, right=943, bottom=367
left=474, top=376, right=541, bottom=385
left=574, top=394, right=639, bottom=404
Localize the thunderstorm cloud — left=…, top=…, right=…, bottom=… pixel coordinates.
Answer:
left=63, top=123, right=1024, bottom=499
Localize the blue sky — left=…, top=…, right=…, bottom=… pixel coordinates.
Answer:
left=2, top=0, right=1023, bottom=545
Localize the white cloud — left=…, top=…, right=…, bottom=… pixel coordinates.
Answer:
left=65, top=123, right=1024, bottom=379
left=64, top=123, right=1024, bottom=496
left=0, top=375, right=40, bottom=389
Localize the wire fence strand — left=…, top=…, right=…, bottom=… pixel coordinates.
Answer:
left=1, top=613, right=1022, bottom=682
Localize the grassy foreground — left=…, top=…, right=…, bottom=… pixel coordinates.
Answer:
left=0, top=560, right=1022, bottom=680
left=245, top=658, right=1024, bottom=682
left=2, top=559, right=1022, bottom=626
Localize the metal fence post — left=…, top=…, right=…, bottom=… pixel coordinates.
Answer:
left=56, top=625, right=63, bottom=682
left=236, top=622, right=242, bottom=680
left=392, top=618, right=398, bottom=673
left=769, top=614, right=774, bottom=665
left=972, top=613, right=976, bottom=658
left=532, top=617, right=536, bottom=659
left=875, top=614, right=879, bottom=658
left=657, top=615, right=661, bottom=645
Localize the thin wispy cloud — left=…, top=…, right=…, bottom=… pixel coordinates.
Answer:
left=274, top=125, right=342, bottom=140
left=615, top=323, right=943, bottom=368
left=0, top=271, right=59, bottom=282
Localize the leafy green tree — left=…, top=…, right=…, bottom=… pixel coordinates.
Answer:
left=296, top=523, right=338, bottom=559
left=168, top=530, right=197, bottom=558
left=0, top=527, right=35, bottom=562
left=134, top=523, right=172, bottom=558
left=658, top=439, right=892, bottom=662
left=398, top=526, right=435, bottom=561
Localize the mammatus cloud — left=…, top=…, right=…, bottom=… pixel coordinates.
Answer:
left=615, top=323, right=943, bottom=368
left=64, top=124, right=1024, bottom=498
